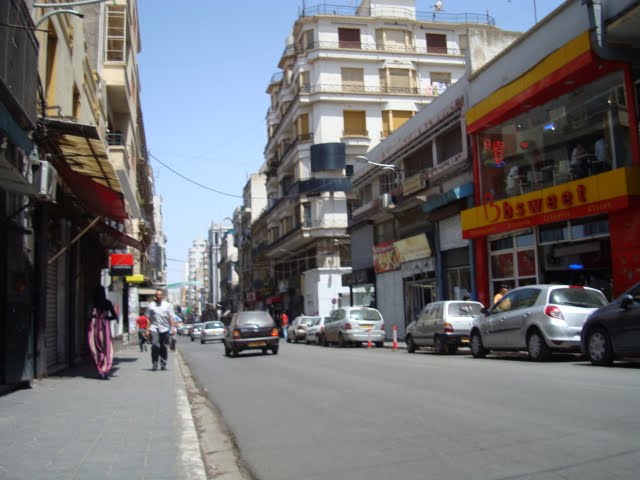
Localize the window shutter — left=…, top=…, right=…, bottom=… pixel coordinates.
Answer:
left=426, top=33, right=447, bottom=54
left=343, top=111, right=366, bottom=136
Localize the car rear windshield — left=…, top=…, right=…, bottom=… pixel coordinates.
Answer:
left=448, top=302, right=483, bottom=316
left=205, top=322, right=223, bottom=329
left=237, top=312, right=274, bottom=327
left=549, top=288, right=608, bottom=308
left=349, top=309, right=382, bottom=321
left=301, top=317, right=317, bottom=325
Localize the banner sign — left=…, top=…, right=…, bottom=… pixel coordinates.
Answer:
left=394, top=234, right=432, bottom=263
left=372, top=241, right=400, bottom=273
left=110, top=253, right=134, bottom=276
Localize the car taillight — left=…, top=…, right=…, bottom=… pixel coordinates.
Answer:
left=271, top=328, right=279, bottom=337
left=381, top=324, right=385, bottom=331
left=233, top=330, right=241, bottom=338
left=544, top=305, right=564, bottom=320
left=344, top=322, right=353, bottom=330
left=444, top=322, right=453, bottom=333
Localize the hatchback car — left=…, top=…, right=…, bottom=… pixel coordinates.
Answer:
left=305, top=317, right=326, bottom=345
left=287, top=315, right=320, bottom=343
left=224, top=311, right=279, bottom=357
left=189, top=323, right=204, bottom=341
left=405, top=300, right=484, bottom=354
left=200, top=321, right=225, bottom=344
left=581, top=282, right=640, bottom=366
left=470, top=284, right=608, bottom=361
left=323, top=306, right=385, bottom=347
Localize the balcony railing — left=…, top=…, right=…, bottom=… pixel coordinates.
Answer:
left=298, top=40, right=464, bottom=56
left=302, top=83, right=445, bottom=96
left=300, top=4, right=495, bottom=26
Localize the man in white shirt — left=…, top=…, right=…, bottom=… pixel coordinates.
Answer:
left=145, top=289, right=176, bottom=371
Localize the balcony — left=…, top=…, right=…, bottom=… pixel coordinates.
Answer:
left=299, top=4, right=494, bottom=26
left=298, top=40, right=464, bottom=56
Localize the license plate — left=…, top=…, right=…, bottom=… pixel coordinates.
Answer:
left=248, top=341, right=266, bottom=347
left=461, top=339, right=469, bottom=343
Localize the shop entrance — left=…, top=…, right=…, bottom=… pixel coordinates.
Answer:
left=405, top=278, right=434, bottom=328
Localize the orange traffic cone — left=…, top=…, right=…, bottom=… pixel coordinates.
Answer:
left=392, top=325, right=398, bottom=350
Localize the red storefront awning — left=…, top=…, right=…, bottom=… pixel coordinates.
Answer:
left=95, top=221, right=145, bottom=252
left=43, top=118, right=127, bottom=222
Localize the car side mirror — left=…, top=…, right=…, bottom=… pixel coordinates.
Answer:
left=620, top=294, right=634, bottom=309
left=481, top=307, right=489, bottom=315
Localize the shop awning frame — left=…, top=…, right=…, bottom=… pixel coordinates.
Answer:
left=42, top=118, right=127, bottom=222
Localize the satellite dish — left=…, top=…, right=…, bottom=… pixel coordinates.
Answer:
left=434, top=1, right=443, bottom=12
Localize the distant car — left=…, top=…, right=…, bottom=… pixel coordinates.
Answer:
left=177, top=324, right=189, bottom=336
left=287, top=315, right=320, bottom=343
left=224, top=311, right=279, bottom=357
left=405, top=300, right=484, bottom=354
left=470, top=284, right=608, bottom=361
left=323, top=306, right=385, bottom=348
left=200, top=321, right=225, bottom=344
left=581, top=282, right=640, bottom=366
left=305, top=317, right=326, bottom=345
left=189, top=323, right=204, bottom=341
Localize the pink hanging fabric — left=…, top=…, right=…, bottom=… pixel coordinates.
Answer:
left=88, top=307, right=113, bottom=378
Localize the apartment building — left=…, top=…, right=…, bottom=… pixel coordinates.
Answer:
left=248, top=0, right=498, bottom=318
left=188, top=238, right=207, bottom=316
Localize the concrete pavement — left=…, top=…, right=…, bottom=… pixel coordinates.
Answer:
left=0, top=342, right=240, bottom=480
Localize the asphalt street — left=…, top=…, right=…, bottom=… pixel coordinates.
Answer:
left=180, top=337, right=640, bottom=480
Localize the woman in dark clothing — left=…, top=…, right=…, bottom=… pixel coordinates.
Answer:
left=88, top=285, right=118, bottom=379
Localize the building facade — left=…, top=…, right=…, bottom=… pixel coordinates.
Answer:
left=248, top=0, right=497, bottom=319
left=461, top=0, right=640, bottom=306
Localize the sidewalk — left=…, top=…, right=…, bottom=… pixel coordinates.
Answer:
left=0, top=344, right=206, bottom=480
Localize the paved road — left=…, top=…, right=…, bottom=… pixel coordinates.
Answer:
left=178, top=337, right=640, bottom=480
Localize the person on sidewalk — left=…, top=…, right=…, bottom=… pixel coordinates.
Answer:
left=145, top=289, right=176, bottom=371
left=281, top=311, right=289, bottom=341
left=135, top=309, right=150, bottom=352
left=88, top=285, right=118, bottom=380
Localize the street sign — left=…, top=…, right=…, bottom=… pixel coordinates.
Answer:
left=126, top=274, right=144, bottom=283
left=110, top=253, right=133, bottom=276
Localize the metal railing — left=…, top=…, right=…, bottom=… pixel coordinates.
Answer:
left=299, top=4, right=495, bottom=26
left=297, top=40, right=463, bottom=56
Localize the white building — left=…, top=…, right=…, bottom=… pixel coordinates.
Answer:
left=187, top=238, right=207, bottom=316
left=248, top=0, right=499, bottom=318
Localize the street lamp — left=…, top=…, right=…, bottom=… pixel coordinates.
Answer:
left=354, top=155, right=402, bottom=184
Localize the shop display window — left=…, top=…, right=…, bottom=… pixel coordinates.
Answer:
left=489, top=230, right=539, bottom=298
left=539, top=215, right=609, bottom=244
left=477, top=71, right=630, bottom=201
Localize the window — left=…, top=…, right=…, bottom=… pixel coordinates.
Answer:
left=299, top=30, right=314, bottom=52
left=426, top=33, right=447, bottom=54
left=436, top=126, right=462, bottom=163
left=404, top=142, right=433, bottom=173
left=106, top=6, right=126, bottom=62
left=299, top=71, right=310, bottom=93
left=296, top=113, right=310, bottom=140
left=338, top=28, right=361, bottom=49
left=342, top=68, right=364, bottom=93
left=380, top=68, right=416, bottom=94
left=430, top=72, right=451, bottom=94
left=303, top=204, right=312, bottom=227
left=382, top=110, right=413, bottom=137
left=343, top=111, right=367, bottom=137
left=72, top=85, right=80, bottom=119
left=376, top=29, right=413, bottom=52
left=359, top=184, right=372, bottom=204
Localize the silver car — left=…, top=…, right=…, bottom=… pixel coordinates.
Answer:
left=323, top=307, right=385, bottom=348
left=200, top=321, right=225, bottom=344
left=305, top=317, right=326, bottom=345
left=405, top=300, right=484, bottom=354
left=286, top=315, right=319, bottom=343
left=470, top=284, right=608, bottom=361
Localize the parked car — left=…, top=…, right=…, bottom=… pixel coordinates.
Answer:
left=189, top=323, right=204, bottom=341
left=470, top=284, right=608, bottom=361
left=305, top=316, right=327, bottom=345
left=200, top=321, right=225, bottom=344
left=224, top=310, right=279, bottom=357
left=405, top=300, right=484, bottom=354
left=581, top=282, right=640, bottom=366
left=323, top=306, right=385, bottom=347
left=287, top=315, right=320, bottom=343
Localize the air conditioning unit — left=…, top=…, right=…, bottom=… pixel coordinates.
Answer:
left=33, top=160, right=58, bottom=201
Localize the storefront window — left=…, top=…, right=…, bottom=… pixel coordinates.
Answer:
left=539, top=216, right=609, bottom=244
left=489, top=230, right=538, bottom=297
left=477, top=71, right=630, bottom=201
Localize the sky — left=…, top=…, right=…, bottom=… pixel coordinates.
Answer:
left=137, top=0, right=566, bottom=284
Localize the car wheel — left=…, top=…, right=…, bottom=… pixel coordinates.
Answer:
left=271, top=345, right=279, bottom=355
left=286, top=337, right=292, bottom=343
left=338, top=333, right=346, bottom=348
left=191, top=337, right=194, bottom=342
left=406, top=335, right=416, bottom=354
left=447, top=345, right=458, bottom=355
left=527, top=330, right=551, bottom=362
left=200, top=339, right=205, bottom=344
left=231, top=348, right=239, bottom=357
left=587, top=328, right=614, bottom=366
left=320, top=334, right=328, bottom=347
left=470, top=331, right=488, bottom=358
left=434, top=335, right=447, bottom=355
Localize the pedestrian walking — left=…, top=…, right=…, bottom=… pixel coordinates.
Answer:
left=145, top=289, right=176, bottom=371
left=135, top=308, right=150, bottom=352
left=88, top=285, right=118, bottom=379
left=281, top=311, right=289, bottom=341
